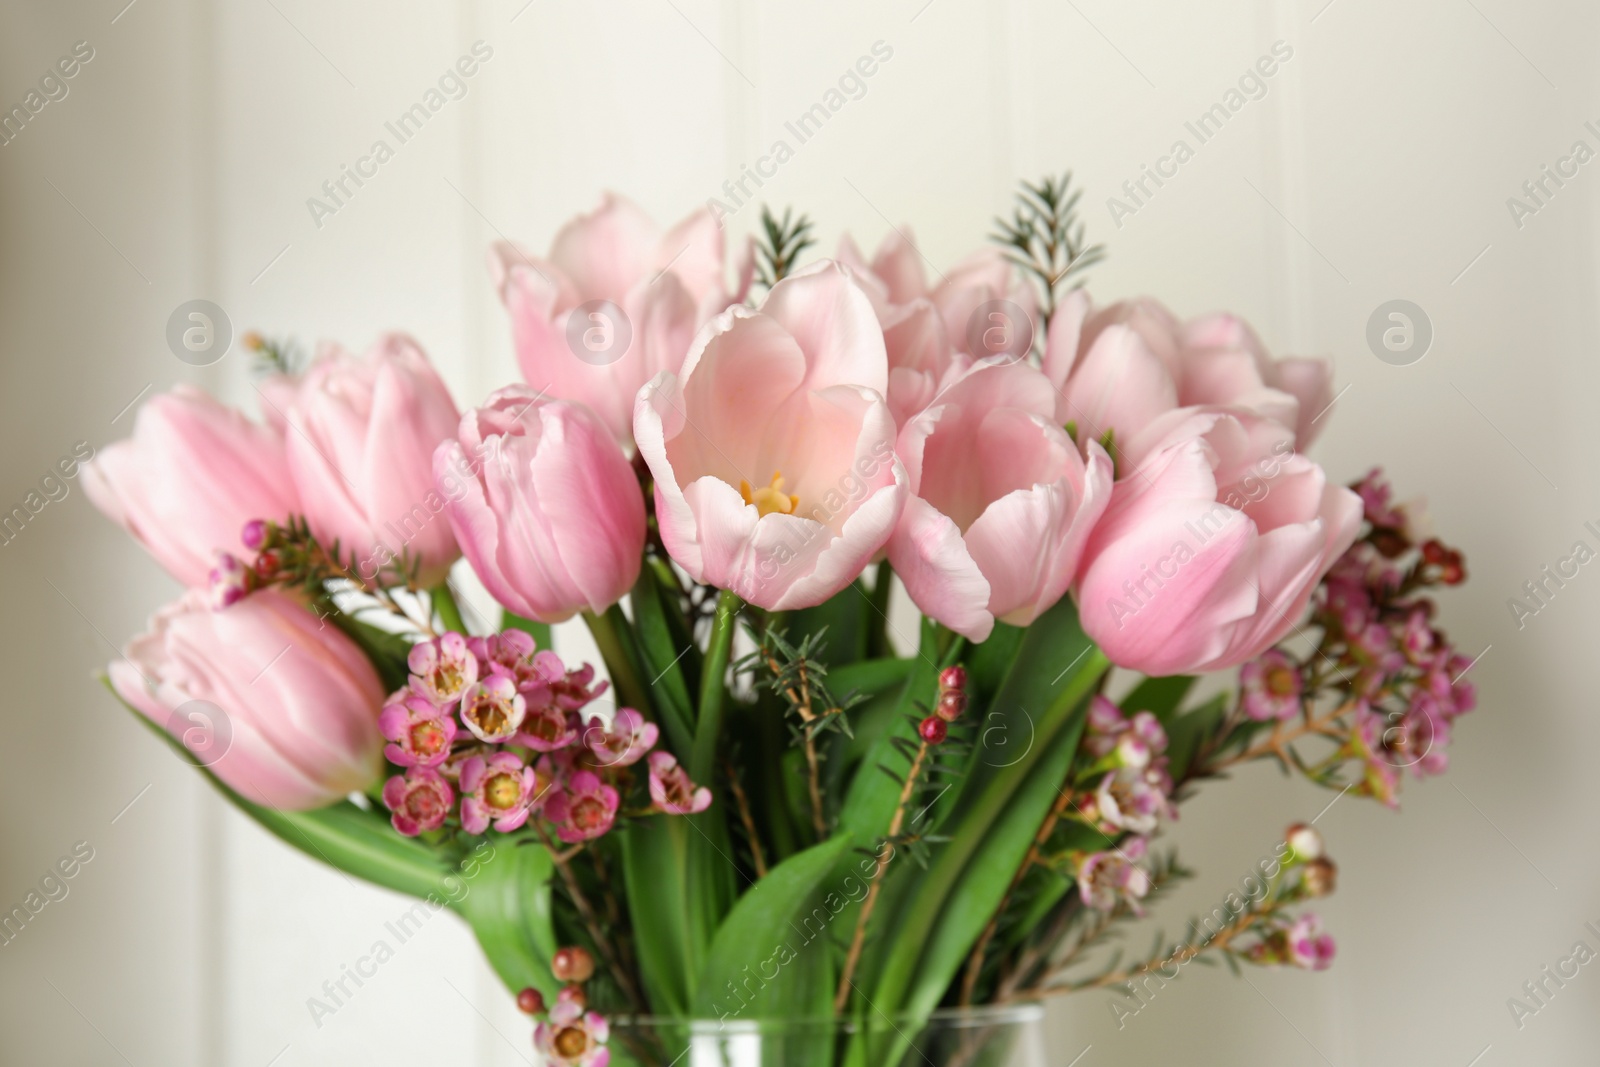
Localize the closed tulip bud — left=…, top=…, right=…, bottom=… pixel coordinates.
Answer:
left=436, top=386, right=645, bottom=623
left=284, top=334, right=462, bottom=587
left=552, top=946, right=595, bottom=984
left=110, top=589, right=386, bottom=810
left=83, top=386, right=299, bottom=587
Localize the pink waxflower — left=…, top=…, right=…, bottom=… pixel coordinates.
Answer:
left=1241, top=650, right=1303, bottom=722
left=1075, top=838, right=1153, bottom=914
left=647, top=751, right=712, bottom=815
left=1344, top=705, right=1401, bottom=808
left=887, top=361, right=1113, bottom=642
left=436, top=386, right=645, bottom=623
left=382, top=767, right=455, bottom=836
left=458, top=752, right=542, bottom=834
left=515, top=698, right=581, bottom=753
left=283, top=334, right=463, bottom=586
left=584, top=709, right=658, bottom=768
left=468, top=629, right=540, bottom=690
left=545, top=770, right=620, bottom=843
left=408, top=632, right=479, bottom=707
left=1074, top=409, right=1362, bottom=675
left=206, top=552, right=252, bottom=610
left=1285, top=913, right=1337, bottom=971
left=534, top=996, right=611, bottom=1067
left=83, top=385, right=299, bottom=586
left=634, top=260, right=909, bottom=610
left=111, top=589, right=385, bottom=810
left=492, top=193, right=745, bottom=447
left=459, top=673, right=527, bottom=744
left=549, top=660, right=608, bottom=711
left=379, top=692, right=458, bottom=768
left=1094, top=767, right=1167, bottom=835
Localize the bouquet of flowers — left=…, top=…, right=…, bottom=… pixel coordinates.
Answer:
left=91, top=175, right=1475, bottom=1066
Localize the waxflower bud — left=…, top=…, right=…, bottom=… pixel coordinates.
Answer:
left=935, top=689, right=967, bottom=723
left=919, top=716, right=948, bottom=744
left=552, top=946, right=595, bottom=984
left=1301, top=858, right=1337, bottom=898
left=557, top=984, right=587, bottom=1011
left=1114, top=733, right=1152, bottom=770
left=1285, top=823, right=1325, bottom=863
left=241, top=519, right=269, bottom=552
left=517, top=987, right=546, bottom=1015
left=939, top=666, right=968, bottom=693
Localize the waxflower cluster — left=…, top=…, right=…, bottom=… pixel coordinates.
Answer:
left=1069, top=696, right=1178, bottom=914
left=518, top=946, right=611, bottom=1067
left=380, top=629, right=709, bottom=840
left=1234, top=468, right=1477, bottom=806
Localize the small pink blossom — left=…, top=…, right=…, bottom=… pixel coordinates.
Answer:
left=1240, top=650, right=1302, bottom=722
left=459, top=672, right=527, bottom=744
left=516, top=699, right=581, bottom=753
left=647, top=751, right=712, bottom=815
left=468, top=629, right=540, bottom=690
left=545, top=770, right=620, bottom=842
left=1286, top=913, right=1337, bottom=970
left=1094, top=767, right=1167, bottom=835
left=1075, top=838, right=1152, bottom=913
left=549, top=660, right=608, bottom=711
left=379, top=692, right=458, bottom=768
left=584, top=709, right=659, bottom=768
left=534, top=996, right=611, bottom=1067
left=382, top=768, right=454, bottom=836
left=459, top=752, right=541, bottom=834
left=408, top=633, right=479, bottom=707
left=206, top=551, right=251, bottom=610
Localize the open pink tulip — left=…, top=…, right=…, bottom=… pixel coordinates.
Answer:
left=1074, top=409, right=1362, bottom=675
left=888, top=362, right=1113, bottom=642
left=110, top=589, right=386, bottom=810
left=634, top=260, right=908, bottom=610
left=435, top=385, right=644, bottom=623
left=284, top=334, right=462, bottom=586
left=83, top=386, right=298, bottom=587
left=492, top=193, right=746, bottom=446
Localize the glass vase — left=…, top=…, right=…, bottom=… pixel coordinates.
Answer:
left=595, top=1003, right=1047, bottom=1067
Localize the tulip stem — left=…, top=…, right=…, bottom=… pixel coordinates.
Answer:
left=691, top=590, right=743, bottom=782
left=429, top=582, right=468, bottom=635
left=582, top=606, right=651, bottom=718
left=866, top=560, right=894, bottom=658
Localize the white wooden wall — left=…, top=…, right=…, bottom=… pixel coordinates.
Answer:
left=3, top=1, right=1598, bottom=1063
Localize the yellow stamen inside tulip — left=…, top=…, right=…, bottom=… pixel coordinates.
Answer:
left=740, top=472, right=799, bottom=517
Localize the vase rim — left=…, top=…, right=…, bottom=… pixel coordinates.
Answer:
left=607, top=1000, right=1045, bottom=1032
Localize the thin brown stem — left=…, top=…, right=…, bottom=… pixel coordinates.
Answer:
left=960, top=787, right=1077, bottom=1006
left=723, top=758, right=769, bottom=878
left=761, top=649, right=829, bottom=838
left=536, top=825, right=644, bottom=1012
left=1041, top=906, right=1259, bottom=995
left=1205, top=698, right=1358, bottom=775
left=834, top=739, right=930, bottom=1013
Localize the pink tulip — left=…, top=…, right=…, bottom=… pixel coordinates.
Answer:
left=110, top=589, right=386, bottom=810
left=839, top=231, right=1037, bottom=362
left=634, top=260, right=908, bottom=610
left=1043, top=293, right=1335, bottom=450
left=491, top=193, right=747, bottom=446
left=435, top=385, right=645, bottom=623
left=83, top=386, right=299, bottom=587
left=888, top=362, right=1113, bottom=642
left=1074, top=409, right=1361, bottom=675
left=284, top=334, right=462, bottom=586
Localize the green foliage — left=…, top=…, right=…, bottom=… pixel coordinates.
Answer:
left=991, top=172, right=1106, bottom=316
left=753, top=205, right=816, bottom=290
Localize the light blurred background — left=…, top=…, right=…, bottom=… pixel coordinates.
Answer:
left=2, top=0, right=1596, bottom=1064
